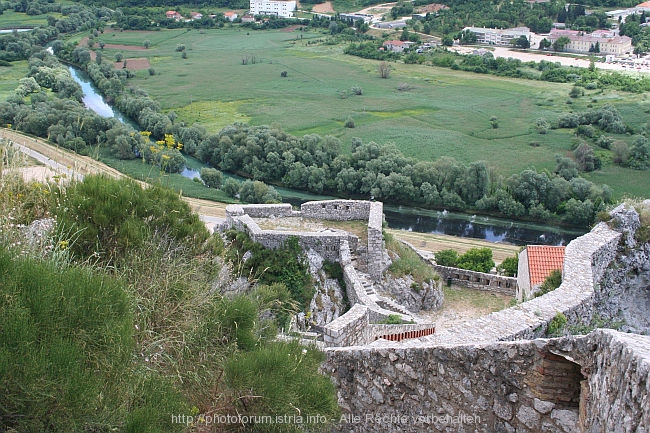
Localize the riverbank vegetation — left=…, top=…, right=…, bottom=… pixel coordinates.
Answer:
left=0, top=162, right=339, bottom=432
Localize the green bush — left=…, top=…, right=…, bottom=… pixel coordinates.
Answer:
left=53, top=175, right=208, bottom=265
left=225, top=341, right=339, bottom=433
left=456, top=247, right=494, bottom=273
left=226, top=231, right=314, bottom=310
left=0, top=247, right=188, bottom=433
left=434, top=249, right=458, bottom=267
left=496, top=255, right=518, bottom=277
left=547, top=312, right=567, bottom=337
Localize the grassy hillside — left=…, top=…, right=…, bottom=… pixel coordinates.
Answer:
left=0, top=161, right=339, bottom=432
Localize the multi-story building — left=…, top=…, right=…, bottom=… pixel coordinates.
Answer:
left=463, top=26, right=531, bottom=46
left=548, top=29, right=632, bottom=55
left=249, top=0, right=296, bottom=18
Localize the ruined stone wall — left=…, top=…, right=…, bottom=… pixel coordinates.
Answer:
left=581, top=330, right=650, bottom=432
left=433, top=264, right=517, bottom=296
left=322, top=304, right=436, bottom=347
left=224, top=204, right=359, bottom=262
left=367, top=202, right=384, bottom=281
left=324, top=330, right=650, bottom=433
left=325, top=338, right=584, bottom=433
left=323, top=304, right=370, bottom=347
left=301, top=200, right=372, bottom=221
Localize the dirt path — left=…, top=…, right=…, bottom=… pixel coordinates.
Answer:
left=419, top=285, right=513, bottom=332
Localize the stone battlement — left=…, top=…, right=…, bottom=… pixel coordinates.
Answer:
left=322, top=203, right=650, bottom=433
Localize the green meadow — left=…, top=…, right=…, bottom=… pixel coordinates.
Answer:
left=100, top=29, right=647, bottom=185
left=0, top=61, right=28, bottom=102
left=0, top=10, right=60, bottom=29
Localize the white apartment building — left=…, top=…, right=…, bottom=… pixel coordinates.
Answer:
left=463, top=26, right=532, bottom=46
left=250, top=0, right=296, bottom=18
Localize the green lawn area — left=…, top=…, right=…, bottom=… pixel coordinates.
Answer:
left=65, top=27, right=650, bottom=199
left=0, top=11, right=59, bottom=29
left=0, top=61, right=28, bottom=102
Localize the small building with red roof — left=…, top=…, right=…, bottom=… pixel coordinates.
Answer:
left=517, top=245, right=565, bottom=300
left=224, top=11, right=238, bottom=21
left=166, top=10, right=182, bottom=20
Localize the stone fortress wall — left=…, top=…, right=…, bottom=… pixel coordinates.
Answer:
left=323, top=203, right=650, bottom=433
left=224, top=200, right=649, bottom=432
left=224, top=200, right=437, bottom=348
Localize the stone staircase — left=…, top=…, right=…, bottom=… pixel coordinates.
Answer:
left=374, top=297, right=414, bottom=318
left=358, top=273, right=377, bottom=296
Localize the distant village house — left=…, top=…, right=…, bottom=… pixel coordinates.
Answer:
left=224, top=11, right=238, bottom=21
left=166, top=10, right=182, bottom=20
left=382, top=40, right=415, bottom=53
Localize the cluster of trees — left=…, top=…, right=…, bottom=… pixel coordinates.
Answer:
left=553, top=105, right=649, bottom=170
left=434, top=248, right=495, bottom=273
left=414, top=0, right=606, bottom=38
left=0, top=2, right=112, bottom=62
left=194, top=123, right=611, bottom=227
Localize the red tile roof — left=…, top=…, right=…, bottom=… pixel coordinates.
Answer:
left=526, top=245, right=565, bottom=286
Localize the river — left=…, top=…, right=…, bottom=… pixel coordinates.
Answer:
left=68, top=66, right=585, bottom=246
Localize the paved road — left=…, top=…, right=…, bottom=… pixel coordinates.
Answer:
left=9, top=142, right=84, bottom=182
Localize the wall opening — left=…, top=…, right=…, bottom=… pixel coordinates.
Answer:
left=526, top=350, right=584, bottom=409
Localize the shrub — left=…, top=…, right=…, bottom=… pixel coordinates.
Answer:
left=434, top=249, right=458, bottom=267
left=0, top=247, right=188, bottom=433
left=200, top=167, right=223, bottom=188
left=496, top=255, right=518, bottom=277
left=536, top=269, right=562, bottom=297
left=53, top=175, right=208, bottom=265
left=547, top=312, right=567, bottom=337
left=344, top=116, right=355, bottom=128
left=225, top=342, right=339, bottom=433
left=226, top=232, right=314, bottom=310
left=456, top=247, right=494, bottom=273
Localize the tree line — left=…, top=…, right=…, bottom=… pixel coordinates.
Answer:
left=194, top=123, right=612, bottom=227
